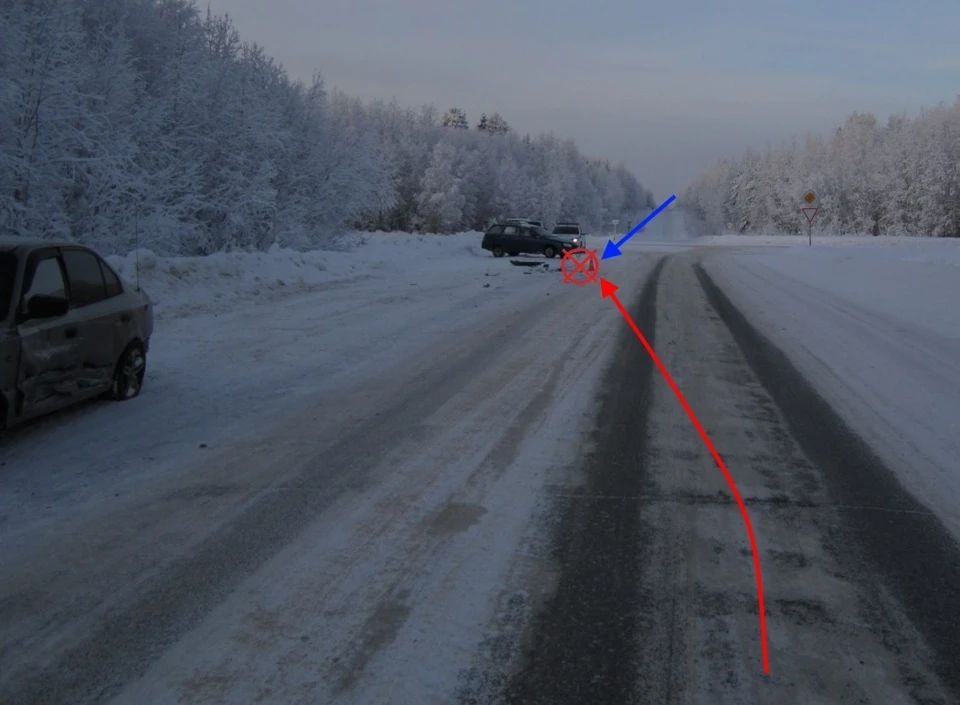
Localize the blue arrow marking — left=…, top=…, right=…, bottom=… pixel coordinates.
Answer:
left=601, top=194, right=678, bottom=259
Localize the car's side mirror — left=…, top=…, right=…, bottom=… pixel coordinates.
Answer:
left=26, top=294, right=69, bottom=319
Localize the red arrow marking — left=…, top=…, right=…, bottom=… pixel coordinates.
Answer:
left=599, top=277, right=770, bottom=673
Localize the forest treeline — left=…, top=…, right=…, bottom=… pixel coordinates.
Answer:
left=1, top=0, right=653, bottom=255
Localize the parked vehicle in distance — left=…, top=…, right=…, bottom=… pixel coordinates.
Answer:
left=0, top=237, right=154, bottom=431
left=481, top=221, right=581, bottom=258
left=551, top=221, right=587, bottom=248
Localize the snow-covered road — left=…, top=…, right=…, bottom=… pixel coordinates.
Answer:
left=0, top=238, right=653, bottom=703
left=2, top=234, right=959, bottom=704
left=701, top=241, right=960, bottom=542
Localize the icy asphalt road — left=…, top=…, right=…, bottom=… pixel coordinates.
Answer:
left=1, top=246, right=959, bottom=704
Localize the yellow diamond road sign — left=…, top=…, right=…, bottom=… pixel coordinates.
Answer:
left=803, top=191, right=816, bottom=204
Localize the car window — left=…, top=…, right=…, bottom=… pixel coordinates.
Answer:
left=23, top=256, right=67, bottom=301
left=530, top=226, right=549, bottom=237
left=62, top=249, right=107, bottom=307
left=99, top=259, right=123, bottom=298
left=0, top=252, right=17, bottom=319
left=502, top=225, right=518, bottom=235
left=553, top=226, right=579, bottom=235
left=486, top=225, right=504, bottom=235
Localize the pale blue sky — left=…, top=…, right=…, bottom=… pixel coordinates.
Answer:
left=208, top=0, right=960, bottom=199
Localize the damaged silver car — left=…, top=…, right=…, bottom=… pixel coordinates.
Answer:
left=0, top=237, right=153, bottom=431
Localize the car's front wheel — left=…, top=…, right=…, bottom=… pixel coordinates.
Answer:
left=111, top=342, right=146, bottom=401
left=492, top=246, right=505, bottom=257
left=543, top=246, right=557, bottom=258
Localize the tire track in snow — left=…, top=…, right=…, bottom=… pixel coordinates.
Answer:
left=104, top=261, right=638, bottom=705
left=498, top=256, right=665, bottom=704
left=0, top=295, right=559, bottom=705
left=697, top=262, right=960, bottom=701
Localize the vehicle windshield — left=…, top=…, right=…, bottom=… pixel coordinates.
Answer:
left=531, top=226, right=550, bottom=237
left=552, top=226, right=579, bottom=235
left=0, top=252, right=16, bottom=320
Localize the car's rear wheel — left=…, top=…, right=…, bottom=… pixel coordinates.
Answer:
left=543, top=246, right=557, bottom=258
left=110, top=342, right=146, bottom=401
left=492, top=246, right=505, bottom=257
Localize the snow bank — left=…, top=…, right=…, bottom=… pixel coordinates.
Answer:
left=106, top=231, right=489, bottom=319
left=695, top=233, right=960, bottom=253
left=700, top=235, right=960, bottom=339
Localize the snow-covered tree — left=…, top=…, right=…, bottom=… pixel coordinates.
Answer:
left=417, top=142, right=465, bottom=232
left=486, top=112, right=509, bottom=135
left=0, top=0, right=654, bottom=251
left=684, top=97, right=960, bottom=237
left=440, top=107, right=468, bottom=130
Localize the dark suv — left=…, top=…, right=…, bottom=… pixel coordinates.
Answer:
left=481, top=222, right=581, bottom=258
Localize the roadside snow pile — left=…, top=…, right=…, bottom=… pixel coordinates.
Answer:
left=695, top=233, right=960, bottom=251
left=106, top=232, right=486, bottom=319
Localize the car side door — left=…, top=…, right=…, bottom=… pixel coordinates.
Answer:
left=517, top=226, right=539, bottom=254
left=483, top=224, right=503, bottom=250
left=15, top=249, right=83, bottom=419
left=500, top=224, right=521, bottom=252
left=60, top=247, right=126, bottom=394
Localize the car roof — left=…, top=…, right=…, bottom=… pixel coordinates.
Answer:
left=0, top=236, right=84, bottom=253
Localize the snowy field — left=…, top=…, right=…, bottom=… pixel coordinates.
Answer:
left=695, top=232, right=960, bottom=253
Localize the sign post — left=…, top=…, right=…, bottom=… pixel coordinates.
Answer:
left=611, top=219, right=619, bottom=236
left=801, top=192, right=818, bottom=246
